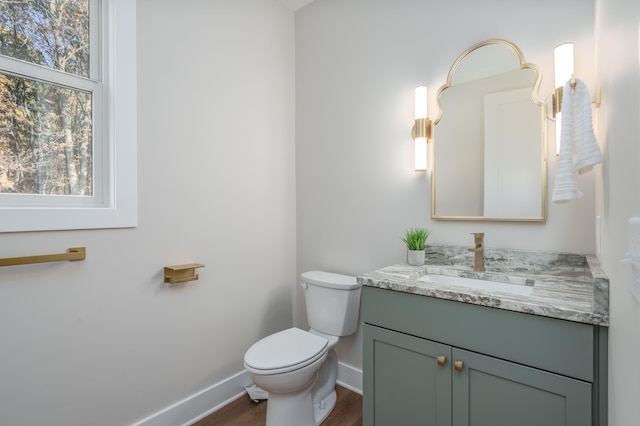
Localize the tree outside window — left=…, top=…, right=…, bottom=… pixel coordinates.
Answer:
left=0, top=0, right=93, bottom=196
left=0, top=0, right=137, bottom=233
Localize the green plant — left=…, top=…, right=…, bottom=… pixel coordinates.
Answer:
left=401, top=228, right=430, bottom=250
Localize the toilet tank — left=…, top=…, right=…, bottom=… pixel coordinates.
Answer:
left=301, top=271, right=362, bottom=336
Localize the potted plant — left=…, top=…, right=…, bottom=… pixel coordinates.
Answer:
left=402, top=228, right=430, bottom=266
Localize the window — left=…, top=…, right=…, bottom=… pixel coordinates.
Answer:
left=0, top=0, right=136, bottom=232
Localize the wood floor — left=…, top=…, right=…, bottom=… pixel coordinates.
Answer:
left=192, top=385, right=362, bottom=426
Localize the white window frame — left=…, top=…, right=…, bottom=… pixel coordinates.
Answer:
left=0, top=0, right=137, bottom=232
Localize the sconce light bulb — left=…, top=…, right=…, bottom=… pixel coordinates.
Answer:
left=415, top=86, right=428, bottom=120
left=415, top=137, right=428, bottom=171
left=554, top=42, right=574, bottom=88
left=554, top=42, right=573, bottom=155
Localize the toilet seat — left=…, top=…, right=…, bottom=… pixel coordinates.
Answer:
left=244, top=328, right=328, bottom=375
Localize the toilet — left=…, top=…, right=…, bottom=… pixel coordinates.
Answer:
left=243, top=271, right=362, bottom=426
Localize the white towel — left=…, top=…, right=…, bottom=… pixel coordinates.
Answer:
left=552, top=89, right=582, bottom=203
left=552, top=78, right=602, bottom=203
left=571, top=78, right=602, bottom=174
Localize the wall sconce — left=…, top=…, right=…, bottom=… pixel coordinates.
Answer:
left=552, top=42, right=574, bottom=155
left=411, top=85, right=432, bottom=171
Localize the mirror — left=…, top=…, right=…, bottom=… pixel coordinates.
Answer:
left=432, top=39, right=547, bottom=221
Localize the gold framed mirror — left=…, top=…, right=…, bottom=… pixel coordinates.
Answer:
left=431, top=39, right=547, bottom=221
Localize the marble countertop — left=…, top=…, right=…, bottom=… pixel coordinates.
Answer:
left=358, top=245, right=609, bottom=326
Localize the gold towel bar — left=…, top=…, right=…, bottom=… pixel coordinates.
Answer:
left=0, top=247, right=86, bottom=267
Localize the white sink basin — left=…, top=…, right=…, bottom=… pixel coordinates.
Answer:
left=417, top=273, right=534, bottom=296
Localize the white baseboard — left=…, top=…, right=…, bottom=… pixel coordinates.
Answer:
left=336, top=361, right=363, bottom=395
left=131, top=362, right=363, bottom=426
left=131, top=370, right=253, bottom=426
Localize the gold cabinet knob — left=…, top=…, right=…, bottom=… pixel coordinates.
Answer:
left=454, top=360, right=463, bottom=372
left=437, top=355, right=446, bottom=367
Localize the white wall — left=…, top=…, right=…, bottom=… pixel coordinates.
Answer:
left=595, top=0, right=640, bottom=424
left=0, top=1, right=296, bottom=425
left=295, top=0, right=598, bottom=382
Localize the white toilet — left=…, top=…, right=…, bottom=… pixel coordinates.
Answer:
left=243, top=271, right=362, bottom=426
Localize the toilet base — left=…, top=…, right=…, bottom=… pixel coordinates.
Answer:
left=247, top=340, right=341, bottom=426
left=265, top=381, right=316, bottom=426
left=313, top=389, right=336, bottom=424
left=265, top=387, right=337, bottom=426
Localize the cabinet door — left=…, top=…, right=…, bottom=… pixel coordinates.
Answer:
left=363, top=324, right=452, bottom=426
left=452, top=348, right=592, bottom=426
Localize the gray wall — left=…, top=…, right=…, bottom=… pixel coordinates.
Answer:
left=595, top=0, right=640, bottom=424
left=0, top=1, right=296, bottom=424
left=295, top=0, right=597, bottom=380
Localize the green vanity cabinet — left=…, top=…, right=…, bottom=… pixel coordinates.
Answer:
left=362, top=286, right=608, bottom=426
left=451, top=347, right=591, bottom=426
left=364, top=324, right=452, bottom=425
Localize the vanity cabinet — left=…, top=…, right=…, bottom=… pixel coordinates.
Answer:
left=364, top=324, right=453, bottom=425
left=362, top=286, right=608, bottom=426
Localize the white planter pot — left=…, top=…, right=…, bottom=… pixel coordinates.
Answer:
left=407, top=249, right=425, bottom=266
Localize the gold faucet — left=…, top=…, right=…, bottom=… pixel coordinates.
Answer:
left=468, top=233, right=485, bottom=272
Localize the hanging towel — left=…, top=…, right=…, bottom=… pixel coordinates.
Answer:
left=570, top=78, right=602, bottom=174
left=552, top=86, right=582, bottom=203
left=552, top=78, right=602, bottom=203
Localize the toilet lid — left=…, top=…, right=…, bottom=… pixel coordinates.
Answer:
left=244, top=328, right=328, bottom=372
